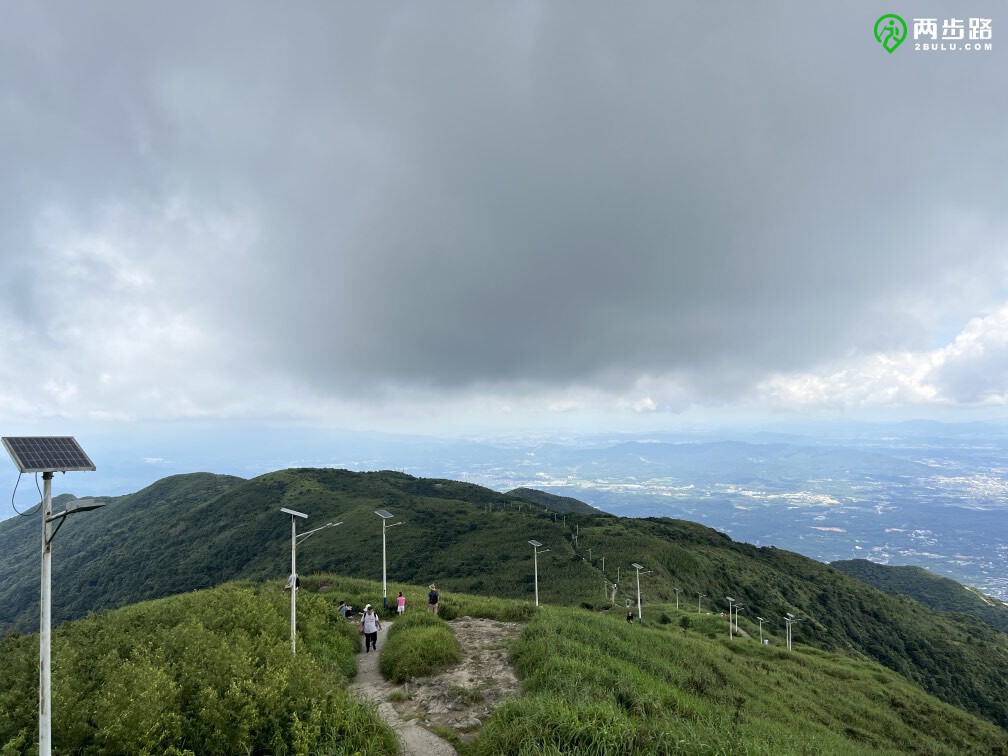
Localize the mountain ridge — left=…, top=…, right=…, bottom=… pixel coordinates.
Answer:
left=1, top=468, right=1007, bottom=730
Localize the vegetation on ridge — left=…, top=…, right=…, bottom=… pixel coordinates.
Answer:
left=2, top=468, right=1008, bottom=732
left=379, top=612, right=461, bottom=683
left=0, top=580, right=396, bottom=755
left=469, top=607, right=1008, bottom=755
left=832, top=558, right=1008, bottom=635
left=1, top=575, right=1007, bottom=755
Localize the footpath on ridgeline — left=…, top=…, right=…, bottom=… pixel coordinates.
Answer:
left=349, top=620, right=457, bottom=756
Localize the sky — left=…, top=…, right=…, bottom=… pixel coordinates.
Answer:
left=1, top=2, right=1007, bottom=509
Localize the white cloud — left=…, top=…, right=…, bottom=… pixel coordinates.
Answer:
left=758, top=304, right=1008, bottom=410
left=633, top=397, right=657, bottom=413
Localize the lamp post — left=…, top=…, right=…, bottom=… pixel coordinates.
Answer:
left=674, top=587, right=680, bottom=610
left=631, top=563, right=644, bottom=624
left=734, top=605, right=743, bottom=636
left=375, top=510, right=402, bottom=610
left=784, top=612, right=798, bottom=651
left=698, top=592, right=705, bottom=614
left=280, top=508, right=340, bottom=654
left=725, top=596, right=735, bottom=639
left=757, top=616, right=766, bottom=645
left=3, top=436, right=97, bottom=756
left=43, top=496, right=104, bottom=751
left=281, top=507, right=307, bottom=653
left=529, top=540, right=550, bottom=606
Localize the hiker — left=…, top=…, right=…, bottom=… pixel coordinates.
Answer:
left=627, top=609, right=634, bottom=624
left=284, top=574, right=299, bottom=591
left=428, top=583, right=439, bottom=615
left=397, top=591, right=406, bottom=615
left=360, top=604, right=382, bottom=652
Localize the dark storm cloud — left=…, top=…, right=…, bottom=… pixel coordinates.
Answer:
left=1, top=2, right=1006, bottom=413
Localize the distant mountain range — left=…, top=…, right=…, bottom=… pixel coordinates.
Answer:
left=9, top=421, right=1004, bottom=600
left=1, top=468, right=1007, bottom=731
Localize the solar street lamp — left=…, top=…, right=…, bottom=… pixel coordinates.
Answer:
left=3, top=436, right=97, bottom=756
left=280, top=508, right=340, bottom=654
left=698, top=592, right=705, bottom=614
left=783, top=612, right=798, bottom=651
left=529, top=540, right=550, bottom=606
left=734, top=605, right=743, bottom=636
left=376, top=510, right=402, bottom=610
left=674, top=587, right=680, bottom=610
left=725, top=596, right=735, bottom=639
left=631, top=563, right=644, bottom=624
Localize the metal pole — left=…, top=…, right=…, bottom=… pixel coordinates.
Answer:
left=40, top=472, right=53, bottom=756
left=382, top=518, right=388, bottom=610
left=726, top=597, right=734, bottom=639
left=675, top=588, right=680, bottom=610
left=533, top=546, right=539, bottom=607
left=290, top=516, right=297, bottom=654
left=636, top=568, right=642, bottom=624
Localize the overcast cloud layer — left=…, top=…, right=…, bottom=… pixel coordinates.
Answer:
left=1, top=2, right=1006, bottom=436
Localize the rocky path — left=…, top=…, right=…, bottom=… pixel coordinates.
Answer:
left=349, top=620, right=457, bottom=756
left=349, top=616, right=523, bottom=755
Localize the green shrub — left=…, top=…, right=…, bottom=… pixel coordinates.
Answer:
left=379, top=614, right=461, bottom=683
left=0, top=582, right=397, bottom=755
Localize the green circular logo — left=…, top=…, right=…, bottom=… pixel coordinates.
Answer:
left=874, top=14, right=907, bottom=53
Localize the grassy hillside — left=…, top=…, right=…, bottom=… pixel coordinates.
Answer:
left=0, top=472, right=244, bottom=630
left=832, top=558, right=1008, bottom=634
left=2, top=469, right=1008, bottom=731
left=470, top=606, right=1008, bottom=755
left=506, top=487, right=602, bottom=515
left=0, top=579, right=396, bottom=754
left=3, top=576, right=1005, bottom=755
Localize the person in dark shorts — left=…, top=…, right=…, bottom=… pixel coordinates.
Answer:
left=360, top=604, right=381, bottom=652
left=428, top=584, right=439, bottom=615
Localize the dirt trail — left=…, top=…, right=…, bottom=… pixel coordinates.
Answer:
left=349, top=616, right=523, bottom=754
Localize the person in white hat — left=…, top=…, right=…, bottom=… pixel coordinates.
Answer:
left=360, top=604, right=382, bottom=652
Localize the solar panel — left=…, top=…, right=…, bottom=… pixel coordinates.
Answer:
left=2, top=437, right=96, bottom=473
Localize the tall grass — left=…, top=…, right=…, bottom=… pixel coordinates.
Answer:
left=0, top=581, right=397, bottom=755
left=467, top=607, right=1008, bottom=755
left=379, top=612, right=462, bottom=683
left=304, top=572, right=537, bottom=623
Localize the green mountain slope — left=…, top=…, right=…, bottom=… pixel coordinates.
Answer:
left=832, top=558, right=1008, bottom=634
left=506, top=487, right=601, bottom=515
left=2, top=576, right=1006, bottom=754
left=0, top=472, right=244, bottom=630
left=2, top=468, right=1008, bottom=732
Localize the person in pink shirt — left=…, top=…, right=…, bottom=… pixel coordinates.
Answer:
left=397, top=591, right=406, bottom=615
